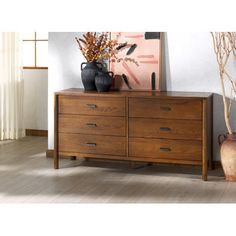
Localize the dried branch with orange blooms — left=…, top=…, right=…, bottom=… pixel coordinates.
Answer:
left=75, top=32, right=139, bottom=65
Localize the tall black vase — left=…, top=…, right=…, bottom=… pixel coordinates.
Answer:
left=81, top=61, right=103, bottom=91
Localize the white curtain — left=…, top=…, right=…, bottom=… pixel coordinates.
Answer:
left=0, top=32, right=25, bottom=140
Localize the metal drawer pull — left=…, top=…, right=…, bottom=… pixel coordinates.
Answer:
left=160, top=106, right=171, bottom=111
left=160, top=127, right=171, bottom=131
left=160, top=147, right=171, bottom=152
left=87, top=104, right=97, bottom=109
left=86, top=123, right=97, bottom=127
left=85, top=143, right=97, bottom=147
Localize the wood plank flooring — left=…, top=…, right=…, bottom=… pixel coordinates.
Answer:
left=0, top=136, right=235, bottom=203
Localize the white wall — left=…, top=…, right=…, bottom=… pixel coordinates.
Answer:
left=48, top=32, right=236, bottom=160
left=23, top=69, right=48, bottom=130
left=163, top=33, right=236, bottom=160
left=48, top=32, right=84, bottom=149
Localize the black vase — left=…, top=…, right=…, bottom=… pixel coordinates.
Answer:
left=95, top=71, right=114, bottom=92
left=81, top=61, right=103, bottom=91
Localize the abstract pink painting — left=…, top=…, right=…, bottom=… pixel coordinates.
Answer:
left=110, top=32, right=161, bottom=91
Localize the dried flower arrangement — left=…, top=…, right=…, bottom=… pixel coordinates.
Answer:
left=75, top=32, right=138, bottom=65
left=75, top=32, right=117, bottom=62
left=211, top=32, right=236, bottom=182
left=211, top=32, right=236, bottom=134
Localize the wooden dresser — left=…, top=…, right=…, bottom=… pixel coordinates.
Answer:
left=54, top=89, right=213, bottom=181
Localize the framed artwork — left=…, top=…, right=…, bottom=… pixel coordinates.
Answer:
left=110, top=32, right=162, bottom=91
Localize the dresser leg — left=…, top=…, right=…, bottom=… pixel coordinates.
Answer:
left=202, top=146, right=208, bottom=181
left=202, top=163, right=208, bottom=181
left=54, top=155, right=59, bottom=169
left=202, top=174, right=207, bottom=181
left=202, top=98, right=209, bottom=181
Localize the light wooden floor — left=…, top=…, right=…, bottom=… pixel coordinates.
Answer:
left=0, top=136, right=235, bottom=203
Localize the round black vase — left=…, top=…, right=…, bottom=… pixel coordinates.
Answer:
left=95, top=71, right=114, bottom=92
left=81, top=62, right=103, bottom=91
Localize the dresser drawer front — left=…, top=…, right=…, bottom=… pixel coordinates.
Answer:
left=59, top=133, right=126, bottom=156
left=129, top=138, right=202, bottom=161
left=129, top=98, right=202, bottom=120
left=129, top=118, right=202, bottom=140
left=59, top=96, right=126, bottom=116
left=59, top=115, right=126, bottom=136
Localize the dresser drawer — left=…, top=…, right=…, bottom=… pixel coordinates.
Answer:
left=59, top=114, right=126, bottom=136
left=129, top=118, right=202, bottom=140
left=129, top=98, right=202, bottom=120
left=59, top=133, right=126, bottom=156
left=129, top=138, right=202, bottom=161
left=59, top=96, right=126, bottom=116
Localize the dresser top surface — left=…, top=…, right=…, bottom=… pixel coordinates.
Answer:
left=55, top=88, right=213, bottom=98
